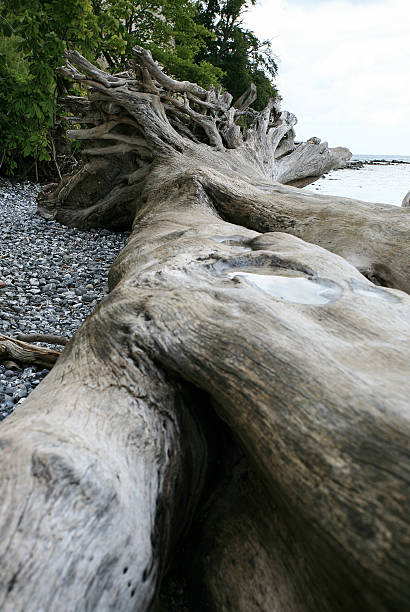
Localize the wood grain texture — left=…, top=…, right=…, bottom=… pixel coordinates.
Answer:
left=113, top=172, right=410, bottom=610
left=0, top=307, right=208, bottom=611
left=0, top=49, right=409, bottom=611
left=0, top=333, right=61, bottom=368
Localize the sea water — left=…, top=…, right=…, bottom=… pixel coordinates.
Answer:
left=303, top=155, right=410, bottom=207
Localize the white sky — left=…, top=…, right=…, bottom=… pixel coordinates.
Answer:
left=245, top=0, right=410, bottom=155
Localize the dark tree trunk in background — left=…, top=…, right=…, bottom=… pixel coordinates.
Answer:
left=1, top=48, right=409, bottom=611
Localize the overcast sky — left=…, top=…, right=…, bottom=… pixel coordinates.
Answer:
left=245, top=0, right=410, bottom=155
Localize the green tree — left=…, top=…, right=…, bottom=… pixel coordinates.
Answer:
left=90, top=0, right=222, bottom=87
left=0, top=0, right=97, bottom=174
left=195, top=0, right=278, bottom=109
left=0, top=0, right=220, bottom=175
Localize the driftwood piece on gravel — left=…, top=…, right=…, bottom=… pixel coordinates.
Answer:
left=0, top=333, right=61, bottom=369
left=15, top=333, right=68, bottom=346
left=1, top=48, right=409, bottom=612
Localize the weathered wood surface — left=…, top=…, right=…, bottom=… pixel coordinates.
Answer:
left=112, top=171, right=410, bottom=610
left=1, top=49, right=409, bottom=611
left=0, top=333, right=61, bottom=369
left=274, top=138, right=351, bottom=184
left=198, top=170, right=410, bottom=293
left=38, top=48, right=350, bottom=230
left=15, top=333, right=68, bottom=346
left=0, top=308, right=208, bottom=610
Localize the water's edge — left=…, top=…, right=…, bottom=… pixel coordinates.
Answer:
left=304, top=154, right=410, bottom=206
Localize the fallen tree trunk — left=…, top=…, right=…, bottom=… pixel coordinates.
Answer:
left=1, top=49, right=410, bottom=611
left=0, top=314, right=208, bottom=610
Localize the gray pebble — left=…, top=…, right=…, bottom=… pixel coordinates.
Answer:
left=82, top=293, right=96, bottom=303
left=13, top=388, right=27, bottom=400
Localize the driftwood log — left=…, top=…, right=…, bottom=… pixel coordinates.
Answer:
left=0, top=333, right=61, bottom=369
left=1, top=48, right=410, bottom=611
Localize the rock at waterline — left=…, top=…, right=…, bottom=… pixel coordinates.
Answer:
left=402, top=190, right=410, bottom=207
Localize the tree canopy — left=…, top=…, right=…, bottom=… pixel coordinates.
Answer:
left=0, top=0, right=278, bottom=175
left=195, top=0, right=278, bottom=109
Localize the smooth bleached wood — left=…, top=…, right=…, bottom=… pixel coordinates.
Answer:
left=0, top=305, right=208, bottom=611
left=1, top=48, right=409, bottom=611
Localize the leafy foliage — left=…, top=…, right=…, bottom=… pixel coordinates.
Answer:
left=0, top=0, right=278, bottom=175
left=90, top=0, right=222, bottom=87
left=0, top=0, right=97, bottom=173
left=195, top=0, right=278, bottom=109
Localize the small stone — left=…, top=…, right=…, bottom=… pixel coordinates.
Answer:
left=13, top=388, right=27, bottom=400
left=82, top=293, right=96, bottom=303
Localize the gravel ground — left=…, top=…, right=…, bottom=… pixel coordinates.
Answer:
left=0, top=179, right=130, bottom=421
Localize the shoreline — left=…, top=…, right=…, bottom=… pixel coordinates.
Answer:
left=346, top=158, right=410, bottom=170
left=306, top=159, right=410, bottom=207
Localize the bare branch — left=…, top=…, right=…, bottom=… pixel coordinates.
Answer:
left=206, top=84, right=233, bottom=110
left=132, top=45, right=208, bottom=99
left=66, top=121, right=118, bottom=140
left=165, top=96, right=224, bottom=150
left=141, top=66, right=160, bottom=94
left=64, top=51, right=127, bottom=87
left=82, top=143, right=144, bottom=156
left=233, top=84, right=257, bottom=110
left=16, top=334, right=69, bottom=346
left=67, top=122, right=148, bottom=149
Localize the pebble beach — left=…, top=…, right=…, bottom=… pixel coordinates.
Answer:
left=0, top=180, right=129, bottom=421
left=1, top=158, right=409, bottom=421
